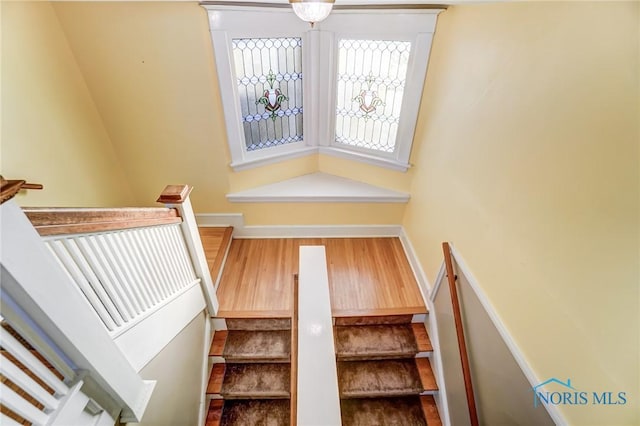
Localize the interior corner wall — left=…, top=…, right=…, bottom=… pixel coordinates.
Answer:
left=1, top=1, right=135, bottom=207
left=403, top=2, right=639, bottom=425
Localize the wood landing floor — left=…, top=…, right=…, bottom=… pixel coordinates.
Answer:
left=207, top=236, right=426, bottom=318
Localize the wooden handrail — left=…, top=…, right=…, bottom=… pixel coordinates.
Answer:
left=23, top=207, right=182, bottom=237
left=22, top=185, right=193, bottom=237
left=1, top=175, right=43, bottom=205
left=442, top=242, right=479, bottom=426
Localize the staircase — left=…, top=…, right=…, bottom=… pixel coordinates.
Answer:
left=205, top=318, right=293, bottom=426
left=334, top=315, right=442, bottom=425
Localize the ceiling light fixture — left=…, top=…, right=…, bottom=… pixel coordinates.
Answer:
left=289, top=0, right=335, bottom=27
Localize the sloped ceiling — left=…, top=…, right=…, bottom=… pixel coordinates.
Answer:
left=53, top=2, right=232, bottom=210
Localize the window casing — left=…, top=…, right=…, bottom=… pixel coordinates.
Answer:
left=205, top=5, right=441, bottom=171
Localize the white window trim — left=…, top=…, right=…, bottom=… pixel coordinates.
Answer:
left=203, top=4, right=442, bottom=172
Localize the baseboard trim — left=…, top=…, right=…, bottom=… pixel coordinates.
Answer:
left=399, top=230, right=451, bottom=426
left=196, top=213, right=244, bottom=228
left=235, top=224, right=403, bottom=238
left=446, top=243, right=567, bottom=426
left=198, top=312, right=211, bottom=426
left=399, top=229, right=432, bottom=303
left=196, top=213, right=403, bottom=238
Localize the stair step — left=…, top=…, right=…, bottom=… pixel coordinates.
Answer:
left=206, top=399, right=224, bottom=426
left=411, top=323, right=433, bottom=353
left=222, top=363, right=291, bottom=399
left=337, top=359, right=423, bottom=398
left=335, top=314, right=413, bottom=326
left=223, top=330, right=291, bottom=363
left=340, top=397, right=427, bottom=426
left=416, top=358, right=438, bottom=391
left=226, top=318, right=291, bottom=331
left=219, top=400, right=290, bottom=426
left=420, top=395, right=442, bottom=426
left=335, top=324, right=418, bottom=360
left=210, top=330, right=228, bottom=357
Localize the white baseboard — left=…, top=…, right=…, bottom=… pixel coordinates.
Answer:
left=198, top=312, right=212, bottom=426
left=196, top=213, right=244, bottom=228
left=236, top=224, right=403, bottom=238
left=399, top=229, right=432, bottom=302
left=399, top=230, right=452, bottom=426
left=196, top=213, right=402, bottom=238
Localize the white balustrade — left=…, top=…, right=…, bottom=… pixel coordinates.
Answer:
left=43, top=223, right=200, bottom=337
left=0, top=319, right=69, bottom=425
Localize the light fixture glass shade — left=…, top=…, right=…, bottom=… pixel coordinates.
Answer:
left=290, top=0, right=335, bottom=25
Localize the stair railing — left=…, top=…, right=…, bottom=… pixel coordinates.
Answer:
left=442, top=242, right=479, bottom=426
left=0, top=183, right=216, bottom=423
left=23, top=184, right=217, bottom=336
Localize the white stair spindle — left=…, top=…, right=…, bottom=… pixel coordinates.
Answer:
left=0, top=327, right=69, bottom=396
left=0, top=358, right=60, bottom=411
left=0, top=383, right=49, bottom=426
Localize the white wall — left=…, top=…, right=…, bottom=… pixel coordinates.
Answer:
left=133, top=313, right=207, bottom=426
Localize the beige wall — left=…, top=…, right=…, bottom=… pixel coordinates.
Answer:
left=136, top=313, right=206, bottom=426
left=51, top=1, right=409, bottom=225
left=48, top=2, right=404, bottom=224
left=53, top=1, right=229, bottom=211
left=404, top=2, right=639, bottom=425
left=1, top=1, right=135, bottom=207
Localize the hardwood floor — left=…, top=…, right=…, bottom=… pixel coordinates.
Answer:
left=214, top=238, right=426, bottom=317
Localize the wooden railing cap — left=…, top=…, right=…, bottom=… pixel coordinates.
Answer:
left=157, top=185, right=193, bottom=204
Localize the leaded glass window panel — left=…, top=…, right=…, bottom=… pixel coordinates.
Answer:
left=232, top=37, right=303, bottom=152
left=335, top=39, right=411, bottom=153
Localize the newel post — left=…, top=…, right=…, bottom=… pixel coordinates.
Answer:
left=157, top=185, right=219, bottom=315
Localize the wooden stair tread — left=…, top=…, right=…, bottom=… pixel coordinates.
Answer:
left=420, top=395, right=442, bottom=426
left=223, top=330, right=291, bottom=363
left=206, top=399, right=224, bottom=426
left=411, top=322, right=433, bottom=353
left=416, top=358, right=438, bottom=391
left=337, top=359, right=423, bottom=398
left=209, top=330, right=228, bottom=357
left=207, top=363, right=226, bottom=395
left=220, top=400, right=290, bottom=426
left=340, top=397, right=427, bottom=426
left=334, top=324, right=418, bottom=360
left=221, top=363, right=291, bottom=399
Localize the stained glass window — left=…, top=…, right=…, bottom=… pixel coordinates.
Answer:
left=335, top=39, right=411, bottom=153
left=232, top=37, right=304, bottom=152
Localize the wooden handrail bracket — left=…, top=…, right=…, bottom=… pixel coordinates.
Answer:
left=442, top=242, right=479, bottom=426
left=1, top=175, right=44, bottom=205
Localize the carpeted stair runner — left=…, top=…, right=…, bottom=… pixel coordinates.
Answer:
left=226, top=318, right=291, bottom=331
left=335, top=315, right=441, bottom=425
left=337, top=359, right=423, bottom=398
left=341, top=396, right=427, bottom=426
left=335, top=324, right=418, bottom=360
left=221, top=363, right=290, bottom=399
left=220, top=400, right=290, bottom=426
left=206, top=317, right=292, bottom=426
left=223, top=330, right=290, bottom=363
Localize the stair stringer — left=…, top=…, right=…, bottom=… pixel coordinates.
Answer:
left=399, top=230, right=451, bottom=426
